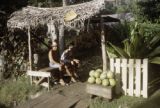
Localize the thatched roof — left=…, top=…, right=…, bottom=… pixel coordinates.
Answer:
left=7, top=0, right=105, bottom=30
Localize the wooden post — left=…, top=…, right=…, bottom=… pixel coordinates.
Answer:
left=101, top=17, right=107, bottom=71
left=48, top=77, right=50, bottom=91
left=63, top=0, right=67, bottom=6
left=59, top=0, right=66, bottom=55
left=28, top=26, right=32, bottom=70
left=59, top=24, right=65, bottom=55
left=0, top=55, right=4, bottom=81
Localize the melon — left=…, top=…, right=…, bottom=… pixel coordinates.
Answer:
left=94, top=71, right=101, bottom=78
left=103, top=70, right=108, bottom=74
left=102, top=79, right=109, bottom=86
left=107, top=71, right=114, bottom=79
left=95, top=78, right=102, bottom=85
left=100, top=73, right=107, bottom=80
left=109, top=78, right=116, bottom=87
left=89, top=70, right=95, bottom=77
left=88, top=77, right=95, bottom=84
left=96, top=69, right=103, bottom=73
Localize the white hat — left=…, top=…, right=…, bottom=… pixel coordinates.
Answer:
left=64, top=10, right=77, bottom=22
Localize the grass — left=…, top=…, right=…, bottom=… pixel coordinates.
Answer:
left=131, top=89, right=160, bottom=108
left=0, top=76, right=42, bottom=108
left=89, top=95, right=146, bottom=108
left=89, top=91, right=160, bottom=108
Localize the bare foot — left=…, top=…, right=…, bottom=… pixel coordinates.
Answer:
left=59, top=79, right=66, bottom=86
left=71, top=77, right=77, bottom=83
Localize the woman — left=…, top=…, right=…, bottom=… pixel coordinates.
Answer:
left=48, top=41, right=66, bottom=85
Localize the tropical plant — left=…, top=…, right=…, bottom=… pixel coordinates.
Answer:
left=106, top=22, right=160, bottom=64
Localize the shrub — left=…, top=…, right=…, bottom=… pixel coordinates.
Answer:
left=0, top=76, right=41, bottom=107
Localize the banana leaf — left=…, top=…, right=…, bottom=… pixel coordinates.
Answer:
left=149, top=57, right=160, bottom=64
left=123, top=39, right=131, bottom=55
left=148, top=46, right=160, bottom=57
left=108, top=42, right=129, bottom=58
left=149, top=36, right=160, bottom=47
left=106, top=47, right=118, bottom=58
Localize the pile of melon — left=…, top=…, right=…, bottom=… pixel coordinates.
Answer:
left=87, top=69, right=116, bottom=87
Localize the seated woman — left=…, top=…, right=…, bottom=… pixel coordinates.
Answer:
left=48, top=41, right=66, bottom=85
left=60, top=42, right=80, bottom=83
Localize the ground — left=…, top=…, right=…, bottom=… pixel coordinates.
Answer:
left=17, top=82, right=90, bottom=108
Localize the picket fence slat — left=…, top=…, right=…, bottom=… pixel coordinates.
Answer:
left=110, top=58, right=148, bottom=98
left=121, top=59, right=127, bottom=95
left=128, top=59, right=134, bottom=96
left=110, top=58, right=114, bottom=72
left=142, top=59, right=148, bottom=98
left=115, top=59, right=121, bottom=94
left=135, top=59, right=141, bottom=97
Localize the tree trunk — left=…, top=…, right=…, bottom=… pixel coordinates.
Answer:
left=58, top=0, right=66, bottom=55
left=101, top=17, right=107, bottom=72
left=28, top=26, right=32, bottom=70
left=59, top=24, right=65, bottom=55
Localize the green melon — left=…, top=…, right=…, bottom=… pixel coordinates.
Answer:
left=96, top=69, right=103, bottom=73
left=89, top=70, right=95, bottom=77
left=109, top=78, right=116, bottom=87
left=88, top=77, right=95, bottom=84
left=102, top=79, right=109, bottom=86
left=107, top=71, right=114, bottom=79
left=94, top=71, right=101, bottom=78
left=100, top=73, right=107, bottom=80
left=95, top=78, right=102, bottom=85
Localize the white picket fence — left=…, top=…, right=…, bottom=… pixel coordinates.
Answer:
left=110, top=58, right=148, bottom=98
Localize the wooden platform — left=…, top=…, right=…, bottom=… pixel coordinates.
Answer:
left=17, top=82, right=90, bottom=108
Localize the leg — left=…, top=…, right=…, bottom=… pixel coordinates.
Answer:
left=59, top=65, right=66, bottom=86
left=71, top=62, right=79, bottom=79
left=64, top=65, right=77, bottom=83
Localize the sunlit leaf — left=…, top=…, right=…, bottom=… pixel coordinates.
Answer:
left=108, top=42, right=129, bottom=58
left=149, top=57, right=160, bottom=64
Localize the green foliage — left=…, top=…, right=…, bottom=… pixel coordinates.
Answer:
left=0, top=76, right=41, bottom=107
left=116, top=4, right=131, bottom=14
left=89, top=96, right=145, bottom=108
left=137, top=0, right=160, bottom=23
left=0, top=25, right=49, bottom=79
left=103, top=2, right=117, bottom=14
left=106, top=22, right=160, bottom=64
left=128, top=0, right=160, bottom=23
left=0, top=31, right=29, bottom=78
left=106, top=21, right=131, bottom=46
